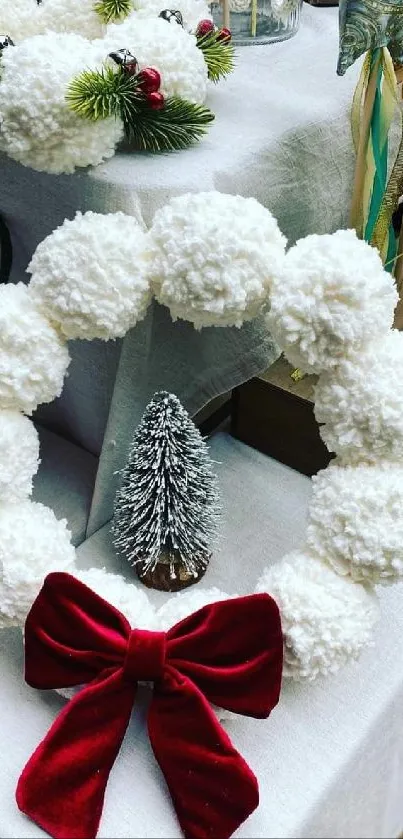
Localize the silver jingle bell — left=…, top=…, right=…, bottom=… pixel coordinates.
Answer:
left=0, top=35, right=15, bottom=51
left=108, top=48, right=139, bottom=71
left=159, top=9, right=184, bottom=25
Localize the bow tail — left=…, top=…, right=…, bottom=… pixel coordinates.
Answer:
left=148, top=667, right=259, bottom=839
left=16, top=668, right=135, bottom=839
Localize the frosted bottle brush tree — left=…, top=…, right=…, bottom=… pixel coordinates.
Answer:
left=112, top=391, right=220, bottom=591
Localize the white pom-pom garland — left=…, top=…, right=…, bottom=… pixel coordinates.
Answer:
left=267, top=230, right=397, bottom=374
left=0, top=412, right=40, bottom=502
left=39, top=0, right=106, bottom=40
left=314, top=330, right=403, bottom=465
left=0, top=283, right=70, bottom=415
left=255, top=551, right=379, bottom=681
left=307, top=462, right=403, bottom=584
left=0, top=501, right=75, bottom=629
left=0, top=193, right=400, bottom=688
left=28, top=211, right=152, bottom=340
left=148, top=192, right=286, bottom=328
left=0, top=34, right=123, bottom=174
left=102, top=17, right=208, bottom=104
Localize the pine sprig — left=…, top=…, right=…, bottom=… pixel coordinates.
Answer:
left=66, top=66, right=139, bottom=121
left=123, top=97, right=214, bottom=153
left=93, top=0, right=133, bottom=23
left=67, top=67, right=214, bottom=153
left=197, top=31, right=235, bottom=82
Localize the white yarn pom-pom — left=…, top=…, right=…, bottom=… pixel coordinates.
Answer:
left=0, top=411, right=40, bottom=501
left=0, top=501, right=75, bottom=628
left=39, top=0, right=105, bottom=40
left=307, top=462, right=403, bottom=584
left=28, top=211, right=152, bottom=341
left=0, top=34, right=123, bottom=174
left=256, top=551, right=379, bottom=681
left=73, top=568, right=157, bottom=628
left=0, top=283, right=70, bottom=415
left=0, top=0, right=42, bottom=41
left=157, top=586, right=232, bottom=630
left=148, top=192, right=286, bottom=328
left=314, top=330, right=403, bottom=465
left=101, top=17, right=208, bottom=103
left=267, top=230, right=397, bottom=374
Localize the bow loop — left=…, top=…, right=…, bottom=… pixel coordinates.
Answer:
left=123, top=629, right=166, bottom=682
left=17, top=573, right=284, bottom=839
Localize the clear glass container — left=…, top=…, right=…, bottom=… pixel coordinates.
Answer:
left=211, top=0, right=302, bottom=45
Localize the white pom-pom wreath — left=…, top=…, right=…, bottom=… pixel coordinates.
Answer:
left=267, top=230, right=398, bottom=373
left=0, top=283, right=70, bottom=415
left=0, top=0, right=42, bottom=41
left=130, top=0, right=211, bottom=31
left=0, top=501, right=75, bottom=628
left=28, top=211, right=152, bottom=340
left=256, top=551, right=379, bottom=681
left=148, top=192, right=286, bottom=328
left=0, top=33, right=123, bottom=174
left=0, top=412, right=40, bottom=502
left=101, top=17, right=208, bottom=103
left=314, top=330, right=403, bottom=465
left=157, top=586, right=232, bottom=630
left=307, top=462, right=403, bottom=584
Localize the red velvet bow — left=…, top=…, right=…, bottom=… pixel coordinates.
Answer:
left=16, top=572, right=283, bottom=839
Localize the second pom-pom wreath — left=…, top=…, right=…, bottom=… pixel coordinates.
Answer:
left=0, top=190, right=400, bottom=688
left=0, top=12, right=234, bottom=170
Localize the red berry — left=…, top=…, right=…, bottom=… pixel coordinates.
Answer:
left=196, top=18, right=215, bottom=37
left=147, top=91, right=165, bottom=110
left=138, top=67, right=161, bottom=94
left=217, top=27, right=231, bottom=42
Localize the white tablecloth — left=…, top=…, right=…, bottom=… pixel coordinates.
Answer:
left=0, top=4, right=360, bottom=533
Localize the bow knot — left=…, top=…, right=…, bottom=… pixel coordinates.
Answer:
left=123, top=628, right=166, bottom=683
left=17, top=573, right=283, bottom=839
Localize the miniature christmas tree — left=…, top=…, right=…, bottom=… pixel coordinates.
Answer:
left=112, top=391, right=220, bottom=591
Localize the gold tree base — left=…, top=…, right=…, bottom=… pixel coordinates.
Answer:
left=136, top=550, right=209, bottom=592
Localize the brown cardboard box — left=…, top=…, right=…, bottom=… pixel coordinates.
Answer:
left=231, top=356, right=333, bottom=477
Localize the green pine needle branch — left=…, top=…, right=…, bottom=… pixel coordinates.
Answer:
left=67, top=66, right=139, bottom=121
left=197, top=31, right=235, bottom=82
left=93, top=0, right=134, bottom=23
left=66, top=67, right=214, bottom=153
left=124, top=97, right=214, bottom=152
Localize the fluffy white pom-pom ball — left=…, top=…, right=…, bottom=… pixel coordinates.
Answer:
left=256, top=551, right=379, bottom=680
left=73, top=568, right=157, bottom=628
left=307, top=462, right=403, bottom=584
left=148, top=192, right=286, bottom=328
left=314, top=330, right=403, bottom=464
left=0, top=0, right=42, bottom=41
left=102, top=17, right=207, bottom=104
left=28, top=211, right=152, bottom=340
left=0, top=34, right=123, bottom=174
left=0, top=501, right=75, bottom=628
left=267, top=230, right=397, bottom=373
left=157, top=586, right=232, bottom=630
left=0, top=411, right=40, bottom=501
left=0, top=283, right=70, bottom=415
left=39, top=0, right=105, bottom=40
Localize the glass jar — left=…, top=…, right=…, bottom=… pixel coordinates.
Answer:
left=211, top=0, right=302, bottom=45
